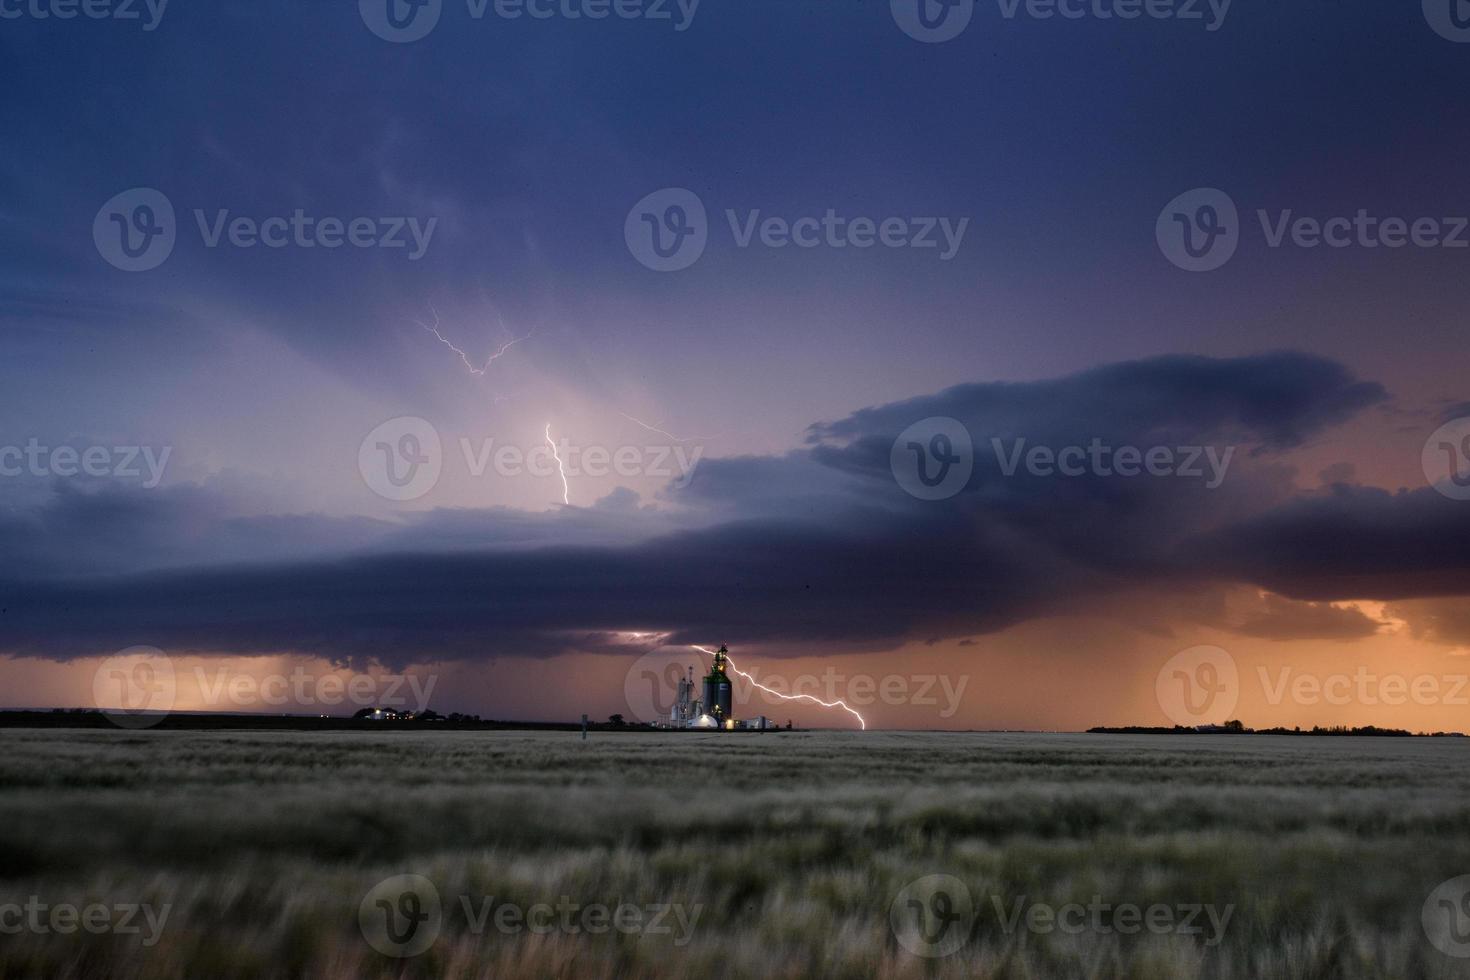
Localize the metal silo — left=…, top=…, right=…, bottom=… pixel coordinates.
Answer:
left=702, top=644, right=734, bottom=724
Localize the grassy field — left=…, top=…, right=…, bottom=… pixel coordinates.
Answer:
left=2, top=729, right=1470, bottom=979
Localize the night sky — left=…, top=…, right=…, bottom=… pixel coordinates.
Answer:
left=3, top=0, right=1470, bottom=729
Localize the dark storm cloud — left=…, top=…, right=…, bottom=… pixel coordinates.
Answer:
left=0, top=482, right=393, bottom=578
left=1226, top=593, right=1384, bottom=642
left=1385, top=597, right=1470, bottom=647
left=0, top=480, right=688, bottom=579
left=5, top=351, right=1460, bottom=664
left=0, top=517, right=1020, bottom=663
left=807, top=352, right=1387, bottom=464
left=1135, top=585, right=1390, bottom=644
left=802, top=352, right=1386, bottom=575
left=1190, top=485, right=1470, bottom=601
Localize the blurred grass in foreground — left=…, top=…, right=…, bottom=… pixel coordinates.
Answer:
left=1, top=730, right=1469, bottom=979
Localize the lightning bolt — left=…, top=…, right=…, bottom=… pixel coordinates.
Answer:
left=416, top=305, right=532, bottom=376
left=619, top=413, right=713, bottom=443
left=694, top=645, right=866, bottom=730
left=546, top=423, right=570, bottom=506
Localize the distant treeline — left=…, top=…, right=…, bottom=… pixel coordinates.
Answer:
left=0, top=709, right=793, bottom=733
left=1090, top=721, right=1466, bottom=737
left=0, top=709, right=592, bottom=732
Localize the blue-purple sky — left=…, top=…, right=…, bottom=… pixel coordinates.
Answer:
left=3, top=0, right=1470, bottom=729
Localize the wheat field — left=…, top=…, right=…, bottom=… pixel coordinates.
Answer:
left=1, top=729, right=1469, bottom=979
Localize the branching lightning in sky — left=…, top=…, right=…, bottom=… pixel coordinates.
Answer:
left=546, top=423, right=570, bottom=506
left=619, top=413, right=713, bottom=443
left=694, top=645, right=867, bottom=730
left=416, top=305, right=532, bottom=376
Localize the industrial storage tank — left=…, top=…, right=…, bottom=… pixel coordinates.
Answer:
left=702, top=644, right=734, bottom=724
